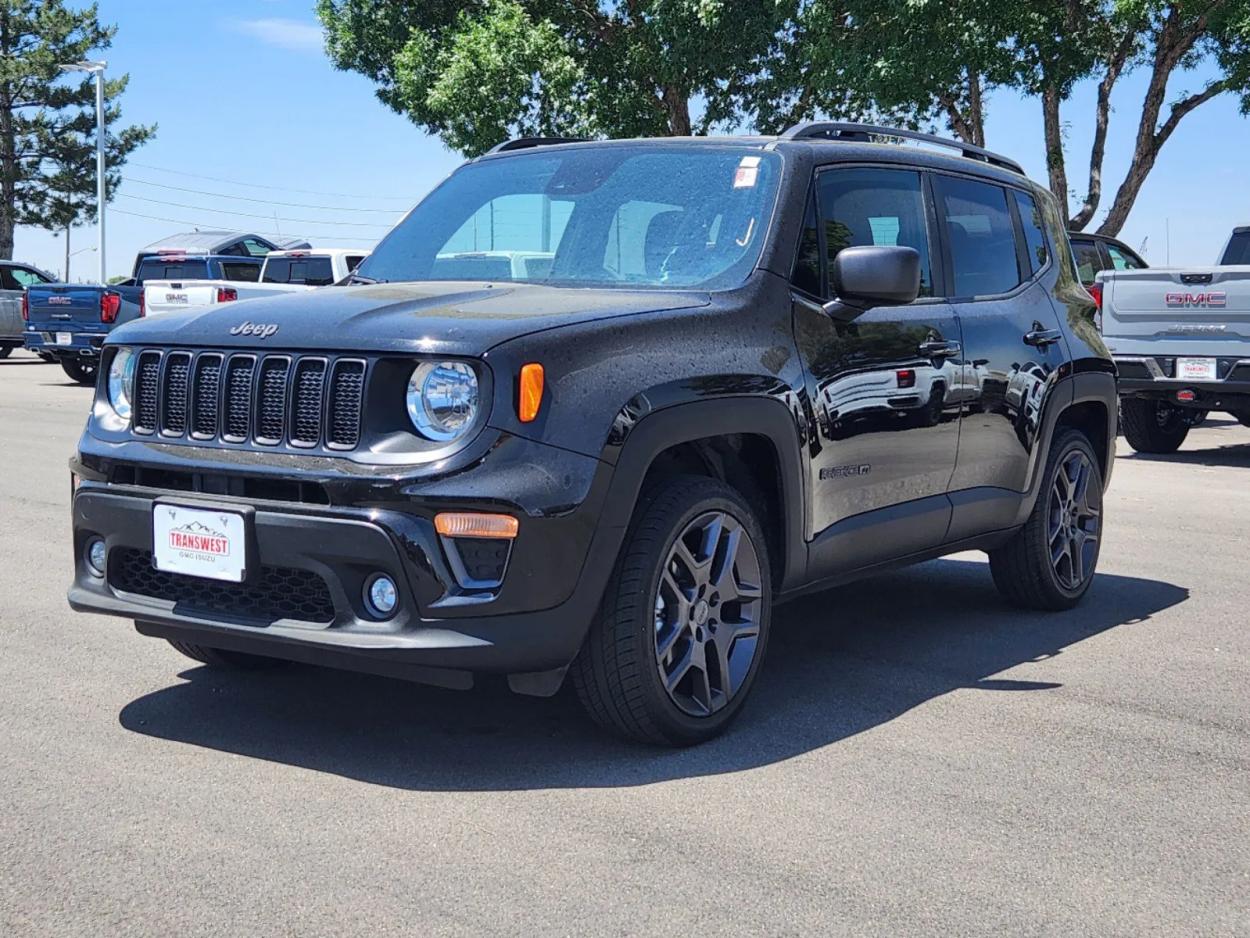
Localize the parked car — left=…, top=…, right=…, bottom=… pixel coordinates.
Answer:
left=1098, top=226, right=1250, bottom=452
left=1069, top=232, right=1147, bottom=286
left=23, top=231, right=306, bottom=384
left=0, top=261, right=55, bottom=358
left=142, top=248, right=369, bottom=316
left=68, top=125, right=1116, bottom=745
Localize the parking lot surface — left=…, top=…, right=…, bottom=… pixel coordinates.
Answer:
left=1, top=350, right=1247, bottom=936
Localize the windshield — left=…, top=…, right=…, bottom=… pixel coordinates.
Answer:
left=1220, top=230, right=1250, bottom=265
left=356, top=146, right=781, bottom=290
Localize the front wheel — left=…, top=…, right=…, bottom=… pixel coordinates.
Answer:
left=571, top=476, right=772, bottom=746
left=165, top=638, right=289, bottom=670
left=1120, top=398, right=1188, bottom=453
left=60, top=357, right=98, bottom=385
left=989, top=429, right=1104, bottom=611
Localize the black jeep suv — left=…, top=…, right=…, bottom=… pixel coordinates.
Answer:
left=69, top=124, right=1116, bottom=745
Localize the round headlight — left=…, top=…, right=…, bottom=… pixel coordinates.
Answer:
left=406, top=361, right=479, bottom=442
left=107, top=348, right=136, bottom=420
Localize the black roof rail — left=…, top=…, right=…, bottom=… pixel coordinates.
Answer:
left=780, top=121, right=1024, bottom=175
left=485, top=136, right=590, bottom=155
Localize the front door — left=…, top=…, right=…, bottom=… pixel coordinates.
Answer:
left=793, top=166, right=962, bottom=576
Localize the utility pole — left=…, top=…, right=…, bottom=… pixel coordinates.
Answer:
left=58, top=61, right=107, bottom=283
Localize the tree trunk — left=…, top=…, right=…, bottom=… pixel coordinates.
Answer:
left=662, top=85, right=692, bottom=135
left=967, top=68, right=984, bottom=147
left=1042, top=84, right=1068, bottom=222
left=0, top=10, right=14, bottom=261
left=1069, top=31, right=1135, bottom=231
left=64, top=222, right=70, bottom=281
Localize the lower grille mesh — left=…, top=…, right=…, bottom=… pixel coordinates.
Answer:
left=109, top=547, right=335, bottom=624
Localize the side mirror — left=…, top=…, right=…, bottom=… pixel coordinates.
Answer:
left=824, top=246, right=922, bottom=319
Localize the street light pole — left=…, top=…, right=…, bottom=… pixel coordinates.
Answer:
left=59, top=61, right=107, bottom=284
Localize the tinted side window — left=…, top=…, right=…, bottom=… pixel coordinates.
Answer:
left=1013, top=191, right=1049, bottom=276
left=934, top=176, right=1022, bottom=297
left=136, top=260, right=211, bottom=281
left=7, top=266, right=50, bottom=287
left=816, top=168, right=933, bottom=298
left=1070, top=239, right=1103, bottom=285
left=790, top=190, right=821, bottom=296
left=345, top=255, right=366, bottom=271
left=1106, top=243, right=1144, bottom=270
left=1220, top=231, right=1250, bottom=265
left=242, top=238, right=272, bottom=258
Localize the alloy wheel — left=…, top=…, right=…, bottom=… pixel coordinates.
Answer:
left=1048, top=449, right=1101, bottom=591
left=653, top=511, right=763, bottom=717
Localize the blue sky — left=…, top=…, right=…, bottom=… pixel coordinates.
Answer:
left=14, top=1, right=1250, bottom=279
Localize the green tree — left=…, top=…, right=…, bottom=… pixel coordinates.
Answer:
left=768, top=0, right=1250, bottom=236
left=317, top=0, right=793, bottom=155
left=0, top=1, right=155, bottom=260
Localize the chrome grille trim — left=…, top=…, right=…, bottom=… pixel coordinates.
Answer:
left=159, top=351, right=192, bottom=437
left=290, top=357, right=327, bottom=448
left=327, top=358, right=366, bottom=450
left=254, top=356, right=292, bottom=445
left=132, top=350, right=162, bottom=435
left=190, top=353, right=223, bottom=440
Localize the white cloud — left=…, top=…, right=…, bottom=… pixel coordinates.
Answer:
left=229, top=18, right=324, bottom=53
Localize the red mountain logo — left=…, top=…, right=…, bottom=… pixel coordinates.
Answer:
left=168, top=520, right=230, bottom=557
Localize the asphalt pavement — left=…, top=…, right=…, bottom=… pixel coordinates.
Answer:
left=1, top=349, right=1246, bottom=936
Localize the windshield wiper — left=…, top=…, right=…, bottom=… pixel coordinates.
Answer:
left=344, top=273, right=386, bottom=285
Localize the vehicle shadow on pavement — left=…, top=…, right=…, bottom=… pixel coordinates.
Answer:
left=118, top=558, right=1188, bottom=790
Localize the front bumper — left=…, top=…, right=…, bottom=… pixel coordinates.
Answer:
left=68, top=430, right=624, bottom=694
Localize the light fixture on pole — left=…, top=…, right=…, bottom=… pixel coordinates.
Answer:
left=58, top=60, right=107, bottom=285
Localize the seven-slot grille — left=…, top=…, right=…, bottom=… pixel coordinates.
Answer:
left=130, top=350, right=365, bottom=450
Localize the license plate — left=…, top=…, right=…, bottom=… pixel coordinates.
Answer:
left=55, top=332, right=73, bottom=346
left=152, top=504, right=248, bottom=582
left=1177, top=357, right=1217, bottom=381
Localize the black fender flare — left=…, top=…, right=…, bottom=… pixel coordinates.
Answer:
left=592, top=395, right=810, bottom=592
left=1010, top=368, right=1117, bottom=526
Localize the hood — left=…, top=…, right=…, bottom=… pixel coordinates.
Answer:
left=107, top=281, right=711, bottom=354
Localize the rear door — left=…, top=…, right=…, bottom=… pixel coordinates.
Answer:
left=0, top=266, right=47, bottom=339
left=794, top=164, right=962, bottom=576
left=935, top=176, right=1066, bottom=538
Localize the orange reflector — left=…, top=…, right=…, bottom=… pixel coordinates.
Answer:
left=518, top=363, right=544, bottom=423
left=435, top=512, right=519, bottom=539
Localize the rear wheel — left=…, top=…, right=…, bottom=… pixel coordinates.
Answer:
left=1120, top=398, right=1189, bottom=454
left=989, top=429, right=1103, bottom=611
left=0, top=345, right=12, bottom=359
left=166, top=639, right=290, bottom=670
left=1234, top=412, right=1250, bottom=429
left=571, top=476, right=771, bottom=746
left=60, top=357, right=97, bottom=385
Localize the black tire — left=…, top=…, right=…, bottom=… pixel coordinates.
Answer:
left=60, top=357, right=98, bottom=385
left=989, top=429, right=1104, bottom=611
left=571, top=475, right=772, bottom=746
left=1120, top=397, right=1189, bottom=453
left=1234, top=412, right=1250, bottom=429
left=0, top=345, right=12, bottom=359
left=166, top=639, right=289, bottom=670
left=37, top=351, right=55, bottom=363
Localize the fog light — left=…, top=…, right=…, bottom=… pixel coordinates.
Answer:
left=365, top=574, right=398, bottom=618
left=86, top=537, right=106, bottom=577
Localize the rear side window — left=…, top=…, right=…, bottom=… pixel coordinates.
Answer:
left=934, top=176, right=1022, bottom=297
left=1013, top=191, right=1049, bottom=275
left=221, top=262, right=261, bottom=282
left=1071, top=239, right=1103, bottom=284
left=261, top=257, right=333, bottom=285
left=4, top=266, right=50, bottom=288
left=790, top=192, right=822, bottom=296
left=816, top=167, right=934, bottom=298
left=345, top=255, right=366, bottom=271
left=1106, top=243, right=1144, bottom=271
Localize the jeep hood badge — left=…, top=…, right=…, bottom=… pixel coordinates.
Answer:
left=230, top=321, right=279, bottom=338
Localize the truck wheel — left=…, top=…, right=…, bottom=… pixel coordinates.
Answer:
left=1120, top=398, right=1189, bottom=454
left=988, top=429, right=1103, bottom=611
left=166, top=639, right=289, bottom=670
left=571, top=475, right=772, bottom=746
left=60, top=358, right=98, bottom=385
left=1234, top=412, right=1250, bottom=429
left=0, top=345, right=12, bottom=359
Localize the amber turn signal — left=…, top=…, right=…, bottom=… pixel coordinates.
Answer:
left=434, top=512, right=519, bottom=539
left=518, top=362, right=544, bottom=423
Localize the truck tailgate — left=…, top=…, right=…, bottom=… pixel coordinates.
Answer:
left=1100, top=267, right=1250, bottom=354
left=144, top=280, right=224, bottom=316
left=26, top=285, right=104, bottom=327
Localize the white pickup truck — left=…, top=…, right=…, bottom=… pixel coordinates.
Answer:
left=143, top=248, right=369, bottom=316
left=1097, top=226, right=1250, bottom=453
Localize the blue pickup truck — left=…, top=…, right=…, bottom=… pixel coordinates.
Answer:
left=23, top=230, right=306, bottom=383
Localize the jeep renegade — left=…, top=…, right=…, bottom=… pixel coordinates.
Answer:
left=68, top=124, right=1117, bottom=745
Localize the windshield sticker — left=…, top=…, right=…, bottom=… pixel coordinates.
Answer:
left=734, top=155, right=761, bottom=189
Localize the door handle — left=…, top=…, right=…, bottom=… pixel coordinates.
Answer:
left=918, top=340, right=961, bottom=359
left=1023, top=328, right=1062, bottom=348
